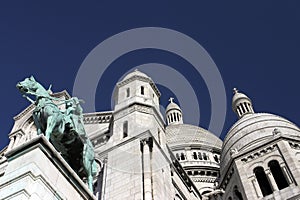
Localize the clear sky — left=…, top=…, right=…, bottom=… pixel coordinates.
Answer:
left=1, top=1, right=300, bottom=150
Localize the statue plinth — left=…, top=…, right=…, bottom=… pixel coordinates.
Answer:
left=0, top=135, right=96, bottom=200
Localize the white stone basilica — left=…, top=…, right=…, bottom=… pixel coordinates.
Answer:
left=0, top=70, right=300, bottom=200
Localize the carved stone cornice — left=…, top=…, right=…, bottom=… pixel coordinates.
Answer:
left=192, top=177, right=216, bottom=183
left=117, top=75, right=161, bottom=97
left=83, top=112, right=113, bottom=124
left=241, top=144, right=277, bottom=163
left=113, top=104, right=165, bottom=128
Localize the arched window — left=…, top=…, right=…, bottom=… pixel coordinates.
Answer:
left=203, top=153, right=208, bottom=160
left=180, top=153, right=185, bottom=160
left=268, top=160, right=289, bottom=190
left=126, top=88, right=130, bottom=97
left=254, top=167, right=272, bottom=196
left=193, top=152, right=198, bottom=160
left=240, top=103, right=246, bottom=113
left=123, top=121, right=128, bottom=138
left=141, top=86, right=144, bottom=95
left=176, top=153, right=180, bottom=160
left=214, top=155, right=219, bottom=163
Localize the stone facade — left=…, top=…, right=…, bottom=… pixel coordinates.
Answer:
left=218, top=89, right=300, bottom=200
left=1, top=71, right=300, bottom=199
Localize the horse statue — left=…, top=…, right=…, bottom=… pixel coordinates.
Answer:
left=16, top=76, right=98, bottom=192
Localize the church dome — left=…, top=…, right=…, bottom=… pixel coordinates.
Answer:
left=166, top=124, right=222, bottom=149
left=122, top=69, right=151, bottom=81
left=221, top=91, right=300, bottom=173
left=232, top=90, right=250, bottom=109
left=232, top=88, right=254, bottom=118
left=165, top=98, right=183, bottom=125
left=166, top=101, right=181, bottom=111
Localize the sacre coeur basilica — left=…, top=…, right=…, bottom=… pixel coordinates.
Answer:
left=0, top=70, right=300, bottom=200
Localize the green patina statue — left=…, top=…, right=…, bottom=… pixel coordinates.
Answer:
left=16, top=76, right=98, bottom=192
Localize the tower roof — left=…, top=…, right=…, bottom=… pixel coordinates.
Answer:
left=122, top=69, right=150, bottom=81
left=166, top=97, right=182, bottom=112
left=165, top=98, right=183, bottom=125
left=220, top=113, right=300, bottom=176
left=232, top=88, right=254, bottom=118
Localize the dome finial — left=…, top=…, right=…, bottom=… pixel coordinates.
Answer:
left=233, top=88, right=238, bottom=94
left=169, top=97, right=174, bottom=103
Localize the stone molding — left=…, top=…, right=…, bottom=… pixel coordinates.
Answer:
left=83, top=111, right=113, bottom=124
left=113, top=103, right=165, bottom=128
left=117, top=75, right=161, bottom=97
left=241, top=144, right=277, bottom=163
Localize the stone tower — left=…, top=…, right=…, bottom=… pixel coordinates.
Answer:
left=112, top=69, right=164, bottom=144
left=165, top=99, right=222, bottom=197
left=218, top=89, right=300, bottom=199
left=90, top=70, right=201, bottom=200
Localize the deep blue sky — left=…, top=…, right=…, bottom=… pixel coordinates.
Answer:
left=1, top=1, right=300, bottom=150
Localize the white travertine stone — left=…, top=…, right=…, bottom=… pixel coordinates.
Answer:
left=0, top=136, right=95, bottom=200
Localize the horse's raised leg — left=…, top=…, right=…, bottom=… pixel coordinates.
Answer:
left=45, top=115, right=56, bottom=140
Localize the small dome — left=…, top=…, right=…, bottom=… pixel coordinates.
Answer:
left=232, top=88, right=254, bottom=118
left=122, top=69, right=151, bottom=81
left=220, top=113, right=300, bottom=174
left=166, top=124, right=222, bottom=149
left=166, top=98, right=183, bottom=125
left=166, top=98, right=181, bottom=112
left=232, top=90, right=251, bottom=108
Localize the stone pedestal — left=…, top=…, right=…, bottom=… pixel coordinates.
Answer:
left=0, top=135, right=96, bottom=200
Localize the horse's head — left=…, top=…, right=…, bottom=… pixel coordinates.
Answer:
left=16, top=76, right=38, bottom=94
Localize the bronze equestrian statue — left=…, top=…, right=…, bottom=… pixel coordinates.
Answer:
left=16, top=76, right=98, bottom=192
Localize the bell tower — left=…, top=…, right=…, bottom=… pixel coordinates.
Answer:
left=111, top=69, right=165, bottom=144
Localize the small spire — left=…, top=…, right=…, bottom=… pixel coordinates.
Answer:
left=233, top=88, right=239, bottom=94
left=169, top=97, right=174, bottom=103
left=166, top=97, right=183, bottom=125
left=232, top=88, right=254, bottom=119
left=134, top=68, right=139, bottom=72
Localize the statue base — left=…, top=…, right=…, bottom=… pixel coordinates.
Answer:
left=0, top=135, right=96, bottom=200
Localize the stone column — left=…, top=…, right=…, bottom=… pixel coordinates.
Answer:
left=185, top=147, right=191, bottom=161
left=242, top=103, right=247, bottom=113
left=265, top=169, right=279, bottom=191
left=251, top=176, right=263, bottom=198
left=280, top=164, right=293, bottom=185
left=142, top=139, right=153, bottom=200
left=100, top=159, right=108, bottom=200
